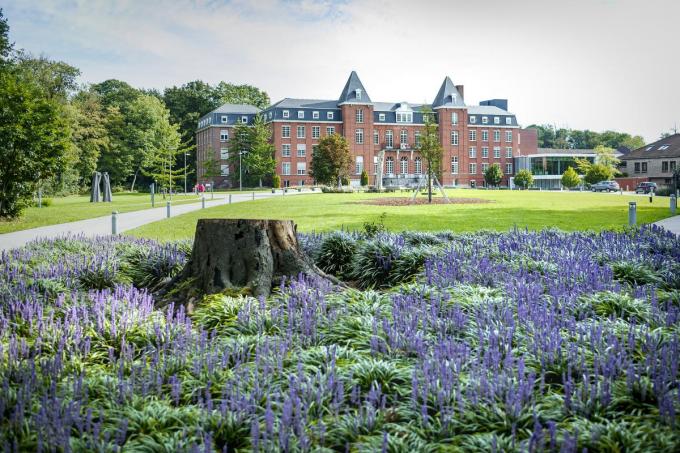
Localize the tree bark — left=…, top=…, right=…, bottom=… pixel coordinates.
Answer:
left=158, top=219, right=343, bottom=306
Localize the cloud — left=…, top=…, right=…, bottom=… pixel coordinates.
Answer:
left=3, top=0, right=679, bottom=141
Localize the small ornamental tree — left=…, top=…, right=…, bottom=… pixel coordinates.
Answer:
left=272, top=174, right=280, bottom=189
left=484, top=163, right=503, bottom=188
left=584, top=163, right=613, bottom=185
left=561, top=166, right=581, bottom=189
left=360, top=169, right=369, bottom=187
left=310, top=133, right=351, bottom=188
left=513, top=169, right=534, bottom=190
left=419, top=106, right=443, bottom=203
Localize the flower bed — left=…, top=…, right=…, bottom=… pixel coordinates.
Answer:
left=1, top=227, right=679, bottom=451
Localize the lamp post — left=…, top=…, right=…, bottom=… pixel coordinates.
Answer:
left=184, top=152, right=189, bottom=195
left=239, top=150, right=247, bottom=192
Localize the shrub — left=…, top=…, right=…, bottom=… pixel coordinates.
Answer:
left=580, top=291, right=651, bottom=323
left=611, top=261, right=661, bottom=286
left=513, top=169, right=534, bottom=189
left=363, top=212, right=387, bottom=238
left=314, top=231, right=357, bottom=278
left=271, top=174, right=281, bottom=189
left=123, top=245, right=186, bottom=290
left=350, top=237, right=401, bottom=288
left=388, top=245, right=437, bottom=286
left=360, top=169, right=369, bottom=186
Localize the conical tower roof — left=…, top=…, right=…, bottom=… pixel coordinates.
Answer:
left=432, top=76, right=465, bottom=109
left=338, top=71, right=372, bottom=105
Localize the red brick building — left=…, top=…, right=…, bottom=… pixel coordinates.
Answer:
left=196, top=72, right=537, bottom=188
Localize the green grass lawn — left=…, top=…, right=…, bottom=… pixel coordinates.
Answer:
left=126, top=190, right=674, bottom=241
left=0, top=193, right=205, bottom=234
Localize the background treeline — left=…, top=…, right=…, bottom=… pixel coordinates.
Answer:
left=526, top=124, right=647, bottom=150
left=0, top=9, right=268, bottom=217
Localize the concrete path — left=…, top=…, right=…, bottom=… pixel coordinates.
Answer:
left=654, top=215, right=680, bottom=235
left=0, top=190, right=306, bottom=252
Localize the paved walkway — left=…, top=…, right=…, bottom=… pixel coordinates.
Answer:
left=0, top=190, right=305, bottom=251
left=654, top=215, right=680, bottom=235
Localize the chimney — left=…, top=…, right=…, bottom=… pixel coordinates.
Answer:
left=455, top=84, right=464, bottom=101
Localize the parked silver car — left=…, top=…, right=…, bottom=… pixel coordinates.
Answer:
left=590, top=181, right=620, bottom=192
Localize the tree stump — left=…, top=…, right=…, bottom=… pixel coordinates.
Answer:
left=160, top=219, right=339, bottom=304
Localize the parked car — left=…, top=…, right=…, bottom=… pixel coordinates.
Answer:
left=635, top=182, right=657, bottom=194
left=591, top=180, right=620, bottom=192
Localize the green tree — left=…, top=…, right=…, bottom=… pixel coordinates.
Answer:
left=0, top=9, right=12, bottom=64
left=484, top=163, right=503, bottom=187
left=513, top=169, right=534, bottom=189
left=584, top=164, right=613, bottom=185
left=560, top=166, right=581, bottom=189
left=0, top=69, right=71, bottom=217
left=360, top=169, right=369, bottom=187
left=310, top=133, right=351, bottom=187
left=141, top=121, right=188, bottom=195
left=14, top=51, right=80, bottom=101
left=201, top=152, right=221, bottom=190
left=620, top=135, right=645, bottom=150
left=272, top=174, right=281, bottom=189
left=68, top=90, right=110, bottom=187
left=229, top=116, right=275, bottom=187
left=213, top=82, right=270, bottom=109
left=594, top=144, right=621, bottom=170
left=419, top=107, right=443, bottom=203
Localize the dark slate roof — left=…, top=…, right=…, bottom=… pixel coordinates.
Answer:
left=621, top=134, right=680, bottom=159
left=337, top=71, right=372, bottom=104
left=467, top=105, right=512, bottom=115
left=372, top=102, right=429, bottom=112
left=212, top=103, right=261, bottom=114
left=536, top=148, right=596, bottom=155
left=268, top=98, right=339, bottom=109
left=432, top=76, right=465, bottom=109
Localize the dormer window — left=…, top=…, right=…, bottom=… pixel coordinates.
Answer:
left=327, top=112, right=334, bottom=120
left=470, top=116, right=476, bottom=124
left=283, top=110, right=290, bottom=118
left=396, top=113, right=413, bottom=123
left=241, top=116, right=248, bottom=124
left=505, top=117, right=512, bottom=125
left=379, top=113, right=385, bottom=121
left=494, top=116, right=500, bottom=124
left=447, top=94, right=457, bottom=104
left=298, top=111, right=304, bottom=119
left=312, top=111, right=319, bottom=119
left=482, top=116, right=488, bottom=124
left=356, top=88, right=362, bottom=100
left=221, top=115, right=228, bottom=123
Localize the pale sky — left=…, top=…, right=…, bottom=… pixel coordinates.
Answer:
left=4, top=0, right=679, bottom=141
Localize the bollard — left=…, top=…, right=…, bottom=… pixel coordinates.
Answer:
left=166, top=201, right=171, bottom=218
left=229, top=194, right=232, bottom=204
left=38, top=188, right=42, bottom=208
left=628, top=201, right=637, bottom=226
left=252, top=191, right=255, bottom=201
left=201, top=196, right=205, bottom=209
left=671, top=195, right=677, bottom=215
left=111, top=211, right=118, bottom=235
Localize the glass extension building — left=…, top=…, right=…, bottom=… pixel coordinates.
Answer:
left=513, top=149, right=596, bottom=190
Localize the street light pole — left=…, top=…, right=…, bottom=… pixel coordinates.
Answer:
left=184, top=152, right=188, bottom=195
left=239, top=151, right=245, bottom=192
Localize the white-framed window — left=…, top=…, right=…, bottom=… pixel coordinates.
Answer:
left=298, top=111, right=304, bottom=119
left=482, top=163, right=489, bottom=172
left=373, top=130, right=379, bottom=145
left=297, top=144, right=306, bottom=157
left=283, top=110, right=290, bottom=119
left=220, top=164, right=229, bottom=176
left=355, top=88, right=362, bottom=100
left=451, top=131, right=459, bottom=146
left=312, top=126, right=320, bottom=139
left=312, top=111, right=319, bottom=119
left=282, top=162, right=291, bottom=175
left=482, top=147, right=488, bottom=158
left=356, top=109, right=364, bottom=123
left=386, top=156, right=394, bottom=174
left=469, top=163, right=477, bottom=174
left=400, top=156, right=408, bottom=175
left=355, top=156, right=364, bottom=175
left=415, top=157, right=422, bottom=174
left=396, top=112, right=413, bottom=123
left=505, top=131, right=513, bottom=143
left=415, top=131, right=421, bottom=148
left=327, top=111, right=334, bottom=120
left=297, top=162, right=306, bottom=175
left=282, top=125, right=291, bottom=138
left=400, top=129, right=408, bottom=144
left=469, top=146, right=476, bottom=158
left=221, top=115, right=228, bottom=123
left=451, top=156, right=459, bottom=174
left=297, top=125, right=305, bottom=138
left=241, top=116, right=248, bottom=124
left=326, top=126, right=335, bottom=135
left=482, top=116, right=488, bottom=124
left=505, top=117, right=512, bottom=125
left=385, top=130, right=393, bottom=148
left=494, top=147, right=501, bottom=158
left=494, top=130, right=500, bottom=142
left=379, top=113, right=386, bottom=121
left=506, top=163, right=513, bottom=174
left=355, top=128, right=364, bottom=144
left=470, top=116, right=477, bottom=124
left=494, top=116, right=500, bottom=124
left=469, top=130, right=477, bottom=141
left=373, top=156, right=378, bottom=175
left=220, top=148, right=229, bottom=160
left=482, top=130, right=489, bottom=142
left=506, top=147, right=512, bottom=158
left=282, top=144, right=291, bottom=157
left=452, top=112, right=458, bottom=125
left=220, top=130, right=229, bottom=141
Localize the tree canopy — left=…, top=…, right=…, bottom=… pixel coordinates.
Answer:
left=484, top=163, right=503, bottom=187
left=561, top=166, right=581, bottom=189
left=419, top=107, right=443, bottom=202
left=513, top=169, right=534, bottom=190
left=527, top=124, right=646, bottom=151
left=310, top=134, right=351, bottom=187
left=228, top=116, right=276, bottom=187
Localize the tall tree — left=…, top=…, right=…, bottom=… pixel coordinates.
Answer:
left=68, top=90, right=110, bottom=186
left=484, top=163, right=503, bottom=187
left=0, top=67, right=71, bottom=217
left=513, top=169, right=534, bottom=189
left=310, top=133, right=351, bottom=187
left=419, top=107, right=443, bottom=203
left=214, top=82, right=270, bottom=109
left=0, top=9, right=12, bottom=65
left=561, top=166, right=581, bottom=189
left=14, top=51, right=80, bottom=101
left=228, top=116, right=275, bottom=187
